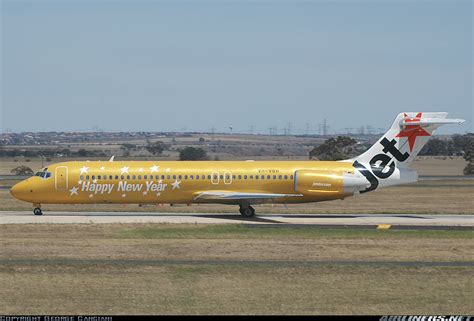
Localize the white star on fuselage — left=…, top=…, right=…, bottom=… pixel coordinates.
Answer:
left=171, top=180, right=181, bottom=190
left=69, top=186, right=79, bottom=196
left=165, top=168, right=171, bottom=172
left=150, top=165, right=160, bottom=172
left=79, top=166, right=89, bottom=174
left=120, top=166, right=129, bottom=174
left=100, top=166, right=106, bottom=170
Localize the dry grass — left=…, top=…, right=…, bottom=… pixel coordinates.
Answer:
left=1, top=224, right=472, bottom=262
left=411, top=156, right=467, bottom=176
left=2, top=264, right=471, bottom=315
left=0, top=224, right=472, bottom=315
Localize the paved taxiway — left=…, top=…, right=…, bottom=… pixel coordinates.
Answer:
left=0, top=211, right=472, bottom=229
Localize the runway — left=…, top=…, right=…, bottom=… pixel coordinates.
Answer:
left=0, top=211, right=472, bottom=229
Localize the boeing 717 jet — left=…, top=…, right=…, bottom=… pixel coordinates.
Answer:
left=10, top=112, right=464, bottom=216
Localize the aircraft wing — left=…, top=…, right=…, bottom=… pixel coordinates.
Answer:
left=193, top=191, right=303, bottom=201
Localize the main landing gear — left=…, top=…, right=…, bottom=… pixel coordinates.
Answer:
left=33, top=204, right=43, bottom=216
left=239, top=203, right=255, bottom=217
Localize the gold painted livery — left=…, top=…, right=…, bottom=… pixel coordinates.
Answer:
left=10, top=112, right=464, bottom=216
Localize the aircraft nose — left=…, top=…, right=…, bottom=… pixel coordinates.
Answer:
left=10, top=180, right=33, bottom=201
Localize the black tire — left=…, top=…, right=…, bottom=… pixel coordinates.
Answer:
left=239, top=206, right=255, bottom=217
left=33, top=208, right=43, bottom=216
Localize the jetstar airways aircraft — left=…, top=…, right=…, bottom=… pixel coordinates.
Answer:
left=10, top=112, right=464, bottom=216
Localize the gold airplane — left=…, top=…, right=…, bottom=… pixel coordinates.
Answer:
left=10, top=112, right=464, bottom=216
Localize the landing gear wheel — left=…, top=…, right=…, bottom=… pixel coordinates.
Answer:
left=33, top=208, right=43, bottom=216
left=239, top=205, right=255, bottom=217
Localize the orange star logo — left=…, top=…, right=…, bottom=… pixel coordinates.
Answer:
left=396, top=112, right=431, bottom=152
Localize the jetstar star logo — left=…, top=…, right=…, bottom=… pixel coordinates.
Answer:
left=396, top=112, right=431, bottom=152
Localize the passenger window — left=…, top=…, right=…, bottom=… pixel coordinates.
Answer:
left=255, top=175, right=258, bottom=180
left=207, top=175, right=211, bottom=179
left=290, top=175, right=294, bottom=179
left=278, top=175, right=282, bottom=179
left=267, top=175, right=270, bottom=179
left=244, top=175, right=247, bottom=179
left=179, top=175, right=182, bottom=179
left=127, top=175, right=130, bottom=180
left=261, top=175, right=264, bottom=179
left=238, top=175, right=242, bottom=180
left=138, top=175, right=141, bottom=179
left=273, top=175, right=276, bottom=180
left=144, top=175, right=147, bottom=179
left=167, top=175, right=171, bottom=179
left=196, top=175, right=199, bottom=180
left=121, top=175, right=124, bottom=180
left=98, top=175, right=101, bottom=179
left=173, top=175, right=176, bottom=179
left=190, top=175, right=193, bottom=179
left=161, top=175, right=164, bottom=179
left=92, top=175, right=96, bottom=180
left=184, top=175, right=188, bottom=180
left=86, top=175, right=90, bottom=180
left=115, top=175, right=118, bottom=179
left=232, top=175, right=236, bottom=179
left=284, top=175, right=288, bottom=179
left=109, top=175, right=113, bottom=179
left=80, top=175, right=84, bottom=180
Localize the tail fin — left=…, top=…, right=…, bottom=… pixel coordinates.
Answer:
left=347, top=112, right=464, bottom=192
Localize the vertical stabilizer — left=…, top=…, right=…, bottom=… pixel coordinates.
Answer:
left=346, top=112, right=464, bottom=192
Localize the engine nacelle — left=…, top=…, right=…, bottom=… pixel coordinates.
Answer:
left=294, top=169, right=369, bottom=198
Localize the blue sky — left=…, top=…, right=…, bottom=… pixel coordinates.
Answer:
left=1, top=0, right=472, bottom=134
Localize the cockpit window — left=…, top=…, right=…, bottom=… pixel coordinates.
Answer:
left=35, top=171, right=52, bottom=179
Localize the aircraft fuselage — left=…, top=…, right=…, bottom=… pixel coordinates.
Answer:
left=10, top=160, right=357, bottom=205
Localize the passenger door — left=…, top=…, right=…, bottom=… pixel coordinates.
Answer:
left=55, top=166, right=68, bottom=190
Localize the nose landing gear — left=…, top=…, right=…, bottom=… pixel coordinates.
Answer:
left=33, top=205, right=43, bottom=216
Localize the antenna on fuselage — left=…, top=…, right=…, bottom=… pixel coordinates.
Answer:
left=109, top=155, right=115, bottom=162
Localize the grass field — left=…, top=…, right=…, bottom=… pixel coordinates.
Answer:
left=1, top=179, right=472, bottom=214
left=0, top=224, right=472, bottom=314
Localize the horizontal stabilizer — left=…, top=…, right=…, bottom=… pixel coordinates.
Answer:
left=400, top=118, right=465, bottom=126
